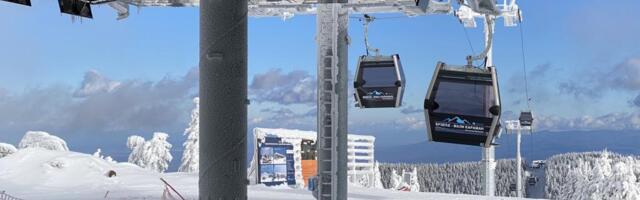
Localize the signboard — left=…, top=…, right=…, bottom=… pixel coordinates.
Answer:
left=258, top=137, right=295, bottom=186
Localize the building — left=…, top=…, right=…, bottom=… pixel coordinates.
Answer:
left=247, top=128, right=376, bottom=188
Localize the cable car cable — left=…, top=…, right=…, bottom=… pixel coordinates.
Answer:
left=516, top=16, right=536, bottom=167
left=518, top=19, right=531, bottom=111
left=460, top=22, right=476, bottom=56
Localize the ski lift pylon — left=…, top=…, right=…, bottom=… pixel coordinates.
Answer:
left=423, top=61, right=501, bottom=147
left=466, top=0, right=501, bottom=16
left=415, top=0, right=452, bottom=14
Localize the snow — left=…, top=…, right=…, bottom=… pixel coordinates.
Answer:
left=17, top=131, right=69, bottom=151
left=0, top=148, right=193, bottom=200
left=179, top=97, right=199, bottom=173
left=0, top=143, right=17, bottom=158
left=0, top=148, right=540, bottom=200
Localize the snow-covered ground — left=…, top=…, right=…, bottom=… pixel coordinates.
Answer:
left=0, top=148, right=540, bottom=200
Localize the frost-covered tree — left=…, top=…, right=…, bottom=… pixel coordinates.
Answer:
left=372, top=161, right=384, bottom=189
left=408, top=167, right=420, bottom=192
left=0, top=143, right=17, bottom=158
left=143, top=132, right=173, bottom=173
left=546, top=151, right=640, bottom=200
left=18, top=131, right=69, bottom=151
left=380, top=159, right=522, bottom=196
left=127, top=133, right=173, bottom=173
left=179, top=97, right=199, bottom=173
left=127, top=135, right=147, bottom=167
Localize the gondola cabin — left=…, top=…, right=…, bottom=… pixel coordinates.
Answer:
left=423, top=62, right=501, bottom=147
left=354, top=54, right=405, bottom=108
left=519, top=111, right=533, bottom=127
left=2, top=0, right=31, bottom=6
left=58, top=0, right=93, bottom=18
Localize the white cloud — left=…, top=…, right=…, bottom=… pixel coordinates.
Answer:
left=394, top=117, right=426, bottom=131
left=73, top=70, right=121, bottom=98
left=0, top=67, right=198, bottom=136
left=249, top=69, right=316, bottom=105
left=532, top=112, right=640, bottom=131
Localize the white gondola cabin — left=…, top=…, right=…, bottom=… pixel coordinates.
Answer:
left=354, top=54, right=405, bottom=108
left=423, top=62, right=501, bottom=147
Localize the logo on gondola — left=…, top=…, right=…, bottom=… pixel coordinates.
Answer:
left=363, top=90, right=393, bottom=100
left=436, top=116, right=484, bottom=132
left=443, top=116, right=471, bottom=125
left=368, top=90, right=385, bottom=96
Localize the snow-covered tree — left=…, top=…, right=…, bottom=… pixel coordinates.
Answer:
left=179, top=97, right=199, bottom=173
left=127, top=133, right=173, bottom=173
left=0, top=143, right=17, bottom=158
left=408, top=167, right=420, bottom=192
left=18, top=131, right=69, bottom=151
left=380, top=159, right=522, bottom=196
left=372, top=161, right=384, bottom=189
left=546, top=151, right=640, bottom=200
left=143, top=132, right=173, bottom=173
left=127, top=135, right=147, bottom=167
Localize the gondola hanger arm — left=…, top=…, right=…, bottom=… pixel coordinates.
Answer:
left=469, top=15, right=494, bottom=64
left=362, top=14, right=380, bottom=57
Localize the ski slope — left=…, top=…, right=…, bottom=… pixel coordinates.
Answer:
left=0, top=148, right=541, bottom=200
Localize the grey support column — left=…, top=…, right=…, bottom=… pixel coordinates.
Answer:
left=316, top=1, right=348, bottom=200
left=199, top=0, right=248, bottom=199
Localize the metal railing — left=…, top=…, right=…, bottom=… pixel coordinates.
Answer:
left=0, top=191, right=23, bottom=200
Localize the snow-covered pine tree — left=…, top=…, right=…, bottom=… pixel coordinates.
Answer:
left=373, top=161, right=384, bottom=189
left=409, top=167, right=420, bottom=192
left=179, top=97, right=199, bottom=173
left=127, top=135, right=147, bottom=168
left=143, top=132, right=173, bottom=173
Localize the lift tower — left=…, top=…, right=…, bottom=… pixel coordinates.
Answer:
left=506, top=119, right=532, bottom=197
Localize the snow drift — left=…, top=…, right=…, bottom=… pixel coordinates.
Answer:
left=0, top=148, right=536, bottom=200
left=18, top=131, right=69, bottom=151
left=0, top=148, right=195, bottom=200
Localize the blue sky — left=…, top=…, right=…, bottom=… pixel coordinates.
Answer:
left=1, top=0, right=640, bottom=150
